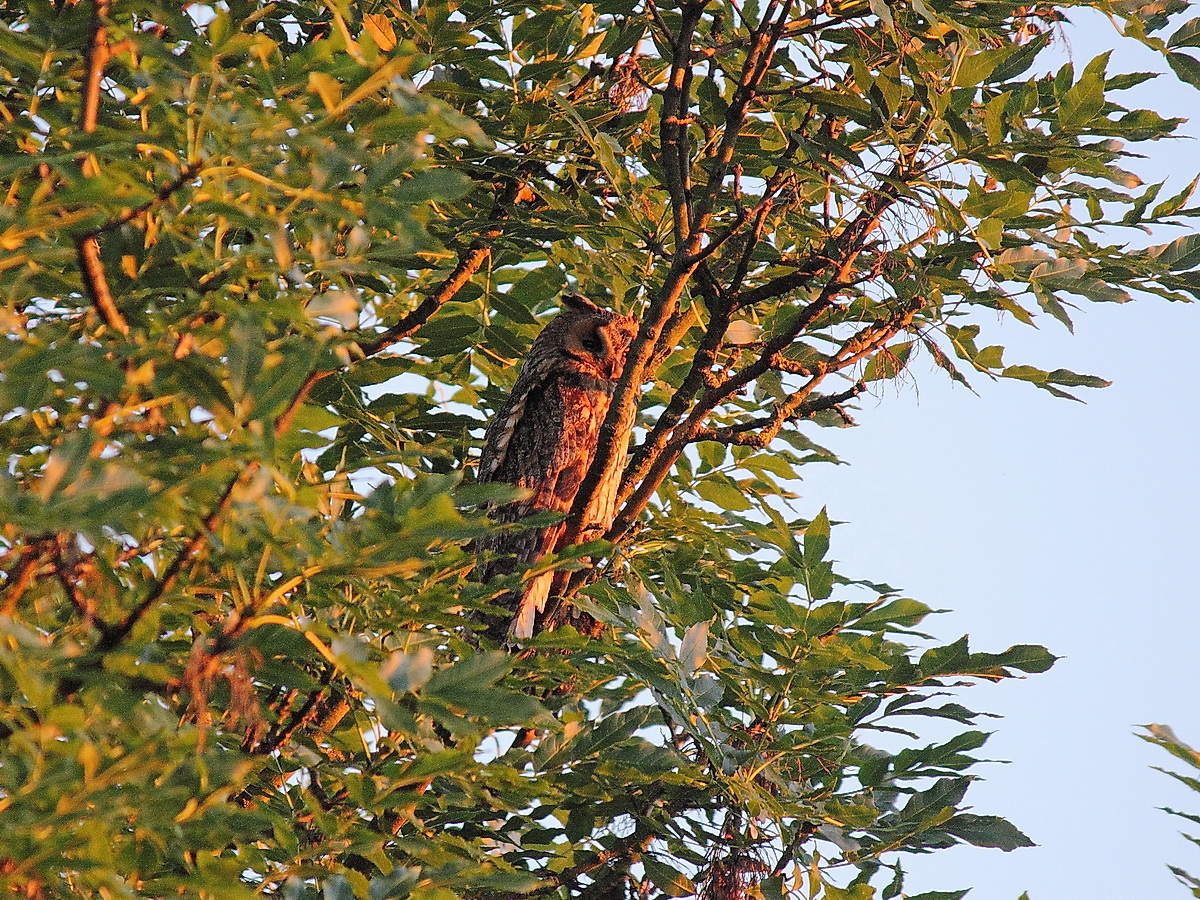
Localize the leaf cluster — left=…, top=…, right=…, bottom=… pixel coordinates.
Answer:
left=1141, top=725, right=1200, bottom=897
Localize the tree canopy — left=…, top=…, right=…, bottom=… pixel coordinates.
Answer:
left=1, top=0, right=1198, bottom=897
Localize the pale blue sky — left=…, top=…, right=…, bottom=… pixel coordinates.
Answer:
left=800, top=12, right=1200, bottom=897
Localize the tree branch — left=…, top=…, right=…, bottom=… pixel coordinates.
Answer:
left=356, top=178, right=528, bottom=358
left=81, top=162, right=204, bottom=239
left=553, top=5, right=712, bottom=555
left=75, top=0, right=129, bottom=337
left=687, top=0, right=795, bottom=249
left=95, top=467, right=248, bottom=653
left=557, top=0, right=797, bottom=553
left=0, top=541, right=45, bottom=616
left=658, top=1, right=705, bottom=248
left=694, top=380, right=866, bottom=446
left=271, top=178, right=532, bottom=435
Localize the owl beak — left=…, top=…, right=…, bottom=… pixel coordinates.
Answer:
left=598, top=333, right=618, bottom=380
left=607, top=352, right=625, bottom=381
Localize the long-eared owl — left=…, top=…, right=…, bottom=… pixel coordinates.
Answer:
left=476, top=294, right=638, bottom=644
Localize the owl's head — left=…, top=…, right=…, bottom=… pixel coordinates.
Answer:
left=549, top=294, right=638, bottom=382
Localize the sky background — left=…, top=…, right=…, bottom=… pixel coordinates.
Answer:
left=796, top=11, right=1200, bottom=898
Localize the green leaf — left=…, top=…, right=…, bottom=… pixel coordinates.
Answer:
left=1169, top=16, right=1200, bottom=48
left=1166, top=51, right=1200, bottom=90
left=1149, top=233, right=1200, bottom=270
left=322, top=876, right=355, bottom=900
left=1046, top=368, right=1110, bottom=389
left=1058, top=52, right=1109, bottom=127
left=424, top=651, right=511, bottom=700
left=897, top=777, right=971, bottom=824
left=507, top=266, right=567, bottom=313
left=394, top=168, right=473, bottom=203
left=855, top=598, right=934, bottom=630
left=920, top=636, right=971, bottom=674
left=944, top=813, right=1035, bottom=850
left=1065, top=279, right=1132, bottom=304
left=956, top=45, right=1020, bottom=88
left=986, top=644, right=1058, bottom=674
left=251, top=343, right=322, bottom=422
left=863, top=341, right=913, bottom=381
left=412, top=314, right=482, bottom=358
left=695, top=475, right=753, bottom=511
left=642, top=857, right=696, bottom=897
left=803, top=507, right=831, bottom=567
left=1151, top=175, right=1199, bottom=217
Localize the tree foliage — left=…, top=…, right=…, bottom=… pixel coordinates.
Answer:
left=1143, top=725, right=1200, bottom=897
left=1, top=0, right=1198, bottom=897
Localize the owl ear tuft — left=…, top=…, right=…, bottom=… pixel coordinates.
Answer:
left=562, top=293, right=601, bottom=314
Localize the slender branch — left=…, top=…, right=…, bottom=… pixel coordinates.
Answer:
left=625, top=296, right=921, bottom=530
left=81, top=162, right=204, bottom=239
left=0, top=542, right=44, bottom=616
left=53, top=535, right=100, bottom=626
left=96, top=467, right=248, bottom=652
left=622, top=267, right=843, bottom=501
left=77, top=237, right=128, bottom=334
left=645, top=259, right=726, bottom=374
left=658, top=1, right=705, bottom=248
left=687, top=0, right=795, bottom=249
left=247, top=669, right=333, bottom=756
left=75, top=0, right=129, bottom=336
left=728, top=192, right=778, bottom=294
left=356, top=178, right=528, bottom=358
left=80, top=0, right=109, bottom=135
left=622, top=194, right=789, bottom=503
left=612, top=160, right=914, bottom=541
left=695, top=380, right=866, bottom=446
left=273, top=367, right=327, bottom=437
left=644, top=0, right=678, bottom=54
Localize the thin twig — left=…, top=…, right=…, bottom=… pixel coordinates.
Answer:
left=687, top=0, right=795, bottom=250
left=96, top=467, right=248, bottom=652
left=357, top=178, right=529, bottom=358
left=0, top=543, right=44, bottom=615
left=694, top=380, right=866, bottom=446
left=75, top=0, right=129, bottom=336
left=81, top=162, right=204, bottom=239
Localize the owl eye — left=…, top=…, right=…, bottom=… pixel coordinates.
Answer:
left=579, top=328, right=605, bottom=355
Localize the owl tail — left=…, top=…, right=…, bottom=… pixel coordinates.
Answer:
left=509, top=571, right=553, bottom=641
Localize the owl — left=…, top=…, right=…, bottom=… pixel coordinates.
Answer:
left=476, top=294, right=639, bottom=644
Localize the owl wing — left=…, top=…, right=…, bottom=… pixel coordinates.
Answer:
left=476, top=375, right=609, bottom=641
left=478, top=351, right=556, bottom=485
left=506, top=381, right=610, bottom=639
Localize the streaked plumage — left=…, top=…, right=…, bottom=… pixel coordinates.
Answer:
left=476, top=294, right=638, bottom=643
